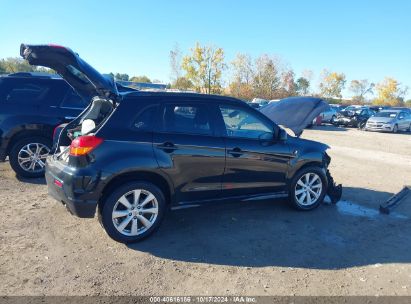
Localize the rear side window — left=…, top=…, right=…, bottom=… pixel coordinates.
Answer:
left=60, top=90, right=87, bottom=109
left=133, top=105, right=157, bottom=131
left=2, top=81, right=52, bottom=104
left=161, top=104, right=212, bottom=135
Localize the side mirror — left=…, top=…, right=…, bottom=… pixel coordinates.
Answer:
left=279, top=128, right=287, bottom=141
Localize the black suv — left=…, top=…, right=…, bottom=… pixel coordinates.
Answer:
left=21, top=44, right=341, bottom=243
left=0, top=72, right=87, bottom=177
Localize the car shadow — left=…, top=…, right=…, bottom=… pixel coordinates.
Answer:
left=128, top=187, right=411, bottom=270
left=311, top=125, right=348, bottom=131
left=16, top=175, right=46, bottom=185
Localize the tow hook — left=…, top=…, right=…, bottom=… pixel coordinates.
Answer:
left=326, top=169, right=342, bottom=204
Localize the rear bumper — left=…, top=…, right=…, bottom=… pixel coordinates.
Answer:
left=45, top=157, right=105, bottom=218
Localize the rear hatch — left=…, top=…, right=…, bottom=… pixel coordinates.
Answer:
left=20, top=44, right=119, bottom=101
left=20, top=44, right=120, bottom=153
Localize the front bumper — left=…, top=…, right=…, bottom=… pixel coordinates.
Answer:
left=365, top=123, right=393, bottom=132
left=334, top=117, right=357, bottom=126
left=45, top=156, right=102, bottom=218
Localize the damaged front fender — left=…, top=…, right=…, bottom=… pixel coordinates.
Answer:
left=324, top=152, right=342, bottom=204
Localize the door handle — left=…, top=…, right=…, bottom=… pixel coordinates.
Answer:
left=228, top=147, right=243, bottom=157
left=65, top=116, right=77, bottom=120
left=157, top=142, right=178, bottom=153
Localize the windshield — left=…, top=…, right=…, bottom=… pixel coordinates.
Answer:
left=344, top=106, right=364, bottom=114
left=375, top=112, right=398, bottom=118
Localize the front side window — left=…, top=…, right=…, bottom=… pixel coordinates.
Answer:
left=162, top=104, right=212, bottom=135
left=220, top=106, right=272, bottom=139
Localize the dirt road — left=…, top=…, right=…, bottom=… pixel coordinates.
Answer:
left=1, top=126, right=411, bottom=296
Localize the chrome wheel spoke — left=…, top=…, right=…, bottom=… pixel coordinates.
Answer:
left=117, top=216, right=132, bottom=232
left=137, top=215, right=151, bottom=228
left=307, top=191, right=312, bottom=205
left=304, top=173, right=310, bottom=184
left=28, top=161, right=36, bottom=171
left=142, top=207, right=158, bottom=214
left=37, top=160, right=45, bottom=168
left=118, top=196, right=132, bottom=209
left=131, top=219, right=138, bottom=235
left=295, top=188, right=305, bottom=195
left=297, top=180, right=305, bottom=187
left=308, top=188, right=319, bottom=199
left=133, top=190, right=141, bottom=205
left=298, top=192, right=307, bottom=204
left=141, top=193, right=155, bottom=207
left=309, top=175, right=319, bottom=185
left=112, top=210, right=129, bottom=218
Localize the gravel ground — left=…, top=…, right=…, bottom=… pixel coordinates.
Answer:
left=1, top=126, right=411, bottom=296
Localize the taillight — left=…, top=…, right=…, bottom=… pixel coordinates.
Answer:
left=69, top=136, right=103, bottom=156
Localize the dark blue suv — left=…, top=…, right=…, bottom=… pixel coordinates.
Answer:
left=21, top=44, right=341, bottom=243
left=0, top=72, right=87, bottom=177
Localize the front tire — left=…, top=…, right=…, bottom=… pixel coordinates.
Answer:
left=9, top=136, right=51, bottom=178
left=100, top=181, right=166, bottom=243
left=393, top=124, right=398, bottom=133
left=289, top=166, right=327, bottom=211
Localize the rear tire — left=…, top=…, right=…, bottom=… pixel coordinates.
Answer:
left=9, top=136, right=51, bottom=178
left=289, top=166, right=327, bottom=211
left=100, top=181, right=166, bottom=243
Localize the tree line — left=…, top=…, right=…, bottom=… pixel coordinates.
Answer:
left=169, top=43, right=410, bottom=107
left=1, top=44, right=410, bottom=107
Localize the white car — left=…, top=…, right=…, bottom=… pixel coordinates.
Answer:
left=320, top=107, right=338, bottom=124
left=365, top=110, right=411, bottom=133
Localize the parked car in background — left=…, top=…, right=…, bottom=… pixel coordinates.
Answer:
left=252, top=98, right=269, bottom=107
left=330, top=104, right=346, bottom=113
left=21, top=43, right=341, bottom=243
left=334, top=106, right=375, bottom=128
left=365, top=110, right=411, bottom=133
left=320, top=107, right=337, bottom=124
left=0, top=72, right=88, bottom=177
left=390, top=107, right=411, bottom=114
left=369, top=106, right=389, bottom=113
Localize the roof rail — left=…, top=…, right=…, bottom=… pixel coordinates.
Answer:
left=7, top=72, right=61, bottom=79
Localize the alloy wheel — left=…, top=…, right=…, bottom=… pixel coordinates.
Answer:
left=17, top=143, right=50, bottom=173
left=393, top=124, right=398, bottom=133
left=294, top=173, right=323, bottom=206
left=112, top=189, right=159, bottom=236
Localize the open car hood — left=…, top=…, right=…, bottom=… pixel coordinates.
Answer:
left=260, top=97, right=330, bottom=136
left=20, top=44, right=119, bottom=102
